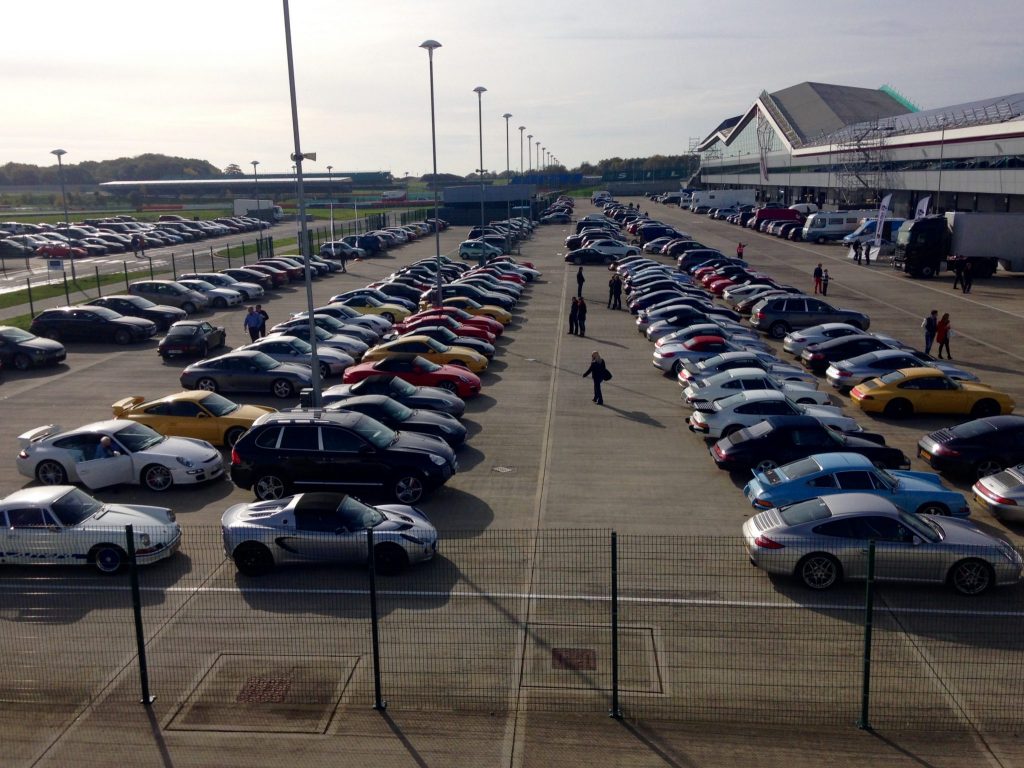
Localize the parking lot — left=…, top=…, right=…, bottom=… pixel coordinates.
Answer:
left=3, top=200, right=1024, bottom=766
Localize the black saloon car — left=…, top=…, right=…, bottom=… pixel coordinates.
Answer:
left=323, top=394, right=467, bottom=446
left=86, top=295, right=186, bottom=331
left=799, top=334, right=900, bottom=374
left=918, top=415, right=1024, bottom=480
left=158, top=320, right=227, bottom=359
left=29, top=306, right=157, bottom=344
left=230, top=410, right=458, bottom=503
left=710, top=416, right=909, bottom=473
left=0, top=326, right=66, bottom=370
left=299, top=374, right=465, bottom=417
left=221, top=267, right=274, bottom=290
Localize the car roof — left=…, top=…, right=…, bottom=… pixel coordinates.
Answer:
left=729, top=390, right=786, bottom=403
left=807, top=452, right=874, bottom=471
left=0, top=485, right=77, bottom=507
left=255, top=408, right=360, bottom=427
left=143, top=391, right=217, bottom=405
left=821, top=492, right=898, bottom=516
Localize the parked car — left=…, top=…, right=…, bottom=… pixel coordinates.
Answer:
left=229, top=410, right=458, bottom=503
left=179, top=350, right=313, bottom=399
left=0, top=486, right=180, bottom=573
left=16, top=419, right=224, bottom=492
left=111, top=391, right=274, bottom=447
left=800, top=334, right=902, bottom=374
left=688, top=390, right=861, bottom=439
left=221, top=492, right=437, bottom=575
left=973, top=465, right=1024, bottom=522
left=157, top=320, right=227, bottom=359
left=0, top=326, right=66, bottom=370
left=850, top=369, right=1015, bottom=419
left=128, top=280, right=209, bottom=315
left=917, top=415, right=1024, bottom=479
left=743, top=452, right=970, bottom=517
left=742, top=493, right=1021, bottom=595
left=679, top=351, right=818, bottom=387
left=238, top=335, right=354, bottom=379
left=322, top=394, right=466, bottom=446
left=180, top=272, right=264, bottom=301
left=458, top=239, right=504, bottom=260
left=343, top=355, right=481, bottom=399
left=782, top=323, right=875, bottom=356
left=363, top=335, right=489, bottom=374
left=682, top=368, right=831, bottom=409
left=305, top=374, right=465, bottom=417
left=86, top=295, right=186, bottom=331
left=750, top=296, right=870, bottom=339
left=177, top=278, right=244, bottom=309
left=825, top=349, right=979, bottom=392
left=30, top=306, right=157, bottom=345
left=221, top=267, right=274, bottom=290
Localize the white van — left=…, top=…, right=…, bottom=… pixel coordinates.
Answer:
left=842, top=218, right=907, bottom=246
left=801, top=210, right=877, bottom=244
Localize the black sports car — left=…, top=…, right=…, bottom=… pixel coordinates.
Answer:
left=710, top=415, right=909, bottom=473
left=300, top=374, right=465, bottom=417
left=918, top=415, right=1024, bottom=480
left=0, top=326, right=66, bottom=370
left=29, top=306, right=157, bottom=345
left=86, top=295, right=186, bottom=331
left=323, top=394, right=467, bottom=446
left=800, top=335, right=899, bottom=375
left=158, top=320, right=227, bottom=359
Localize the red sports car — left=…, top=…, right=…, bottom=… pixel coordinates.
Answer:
left=36, top=243, right=88, bottom=259
left=343, top=355, right=481, bottom=398
left=410, top=307, right=504, bottom=336
left=245, top=263, right=288, bottom=287
left=392, top=313, right=496, bottom=342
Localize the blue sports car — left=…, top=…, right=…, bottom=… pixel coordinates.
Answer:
left=743, top=452, right=970, bottom=517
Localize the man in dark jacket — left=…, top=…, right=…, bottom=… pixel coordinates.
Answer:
left=576, top=266, right=586, bottom=297
left=568, top=298, right=579, bottom=335
left=577, top=298, right=588, bottom=336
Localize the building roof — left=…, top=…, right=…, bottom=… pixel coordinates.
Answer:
left=767, top=82, right=912, bottom=147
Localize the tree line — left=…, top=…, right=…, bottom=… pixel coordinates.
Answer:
left=0, top=154, right=222, bottom=186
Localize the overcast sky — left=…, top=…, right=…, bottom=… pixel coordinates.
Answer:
left=6, top=0, right=1023, bottom=178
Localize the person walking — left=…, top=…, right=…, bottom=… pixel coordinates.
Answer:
left=922, top=309, right=938, bottom=356
left=577, top=297, right=588, bottom=337
left=813, top=263, right=823, bottom=294
left=951, top=256, right=964, bottom=290
left=853, top=241, right=862, bottom=265
left=610, top=274, right=623, bottom=310
left=582, top=350, right=608, bottom=405
left=607, top=274, right=615, bottom=308
left=568, top=298, right=579, bottom=335
left=130, top=234, right=140, bottom=258
left=338, top=249, right=348, bottom=273
left=961, top=261, right=973, bottom=294
left=255, top=304, right=269, bottom=337
left=935, top=312, right=952, bottom=359
left=863, top=242, right=870, bottom=266
left=736, top=242, right=746, bottom=259
left=576, top=266, right=586, bottom=298
left=244, top=306, right=263, bottom=342
left=821, top=269, right=830, bottom=296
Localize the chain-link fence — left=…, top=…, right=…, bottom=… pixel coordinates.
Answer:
left=2, top=527, right=1023, bottom=733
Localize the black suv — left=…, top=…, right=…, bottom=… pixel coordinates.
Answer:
left=230, top=410, right=458, bottom=504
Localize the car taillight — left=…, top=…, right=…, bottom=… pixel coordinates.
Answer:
left=791, top=336, right=805, bottom=342
left=809, top=353, right=824, bottom=361
left=932, top=444, right=960, bottom=456
left=753, top=499, right=775, bottom=509
left=754, top=311, right=764, bottom=320
left=712, top=444, right=726, bottom=459
left=754, top=535, right=784, bottom=550
left=230, top=448, right=241, bottom=465
left=977, top=485, right=1016, bottom=505
left=835, top=370, right=851, bottom=378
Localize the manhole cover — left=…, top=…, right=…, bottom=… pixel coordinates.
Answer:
left=552, top=648, right=596, bottom=671
left=237, top=676, right=291, bottom=704
left=492, top=466, right=516, bottom=473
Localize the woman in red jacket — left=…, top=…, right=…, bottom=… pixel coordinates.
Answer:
left=935, top=312, right=952, bottom=359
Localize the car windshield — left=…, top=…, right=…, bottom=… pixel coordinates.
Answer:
left=413, top=356, right=441, bottom=372
left=114, top=422, right=166, bottom=451
left=772, top=457, right=821, bottom=483
left=337, top=495, right=386, bottom=530
left=878, top=370, right=907, bottom=385
left=351, top=414, right=398, bottom=448
left=382, top=399, right=414, bottom=420
left=289, top=337, right=312, bottom=353
left=0, top=327, right=35, bottom=342
left=166, top=325, right=197, bottom=338
left=897, top=509, right=943, bottom=543
left=249, top=352, right=281, bottom=370
left=779, top=498, right=831, bottom=526
left=186, top=280, right=215, bottom=291
left=50, top=487, right=103, bottom=526
left=127, top=296, right=155, bottom=308
left=389, top=377, right=416, bottom=396
left=426, top=338, right=448, bottom=353
left=199, top=393, right=239, bottom=417
left=315, top=315, right=344, bottom=331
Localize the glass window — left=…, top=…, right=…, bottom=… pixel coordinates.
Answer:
left=813, top=518, right=859, bottom=538
left=320, top=427, right=363, bottom=453
left=7, top=508, right=53, bottom=528
left=835, top=471, right=875, bottom=490
left=279, top=426, right=319, bottom=451
left=779, top=457, right=822, bottom=480
left=808, top=474, right=838, bottom=488
left=254, top=426, right=282, bottom=449
left=50, top=488, right=103, bottom=526
left=779, top=498, right=831, bottom=526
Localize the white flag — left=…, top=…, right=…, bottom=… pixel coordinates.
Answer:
left=874, top=194, right=892, bottom=248
left=915, top=196, right=931, bottom=220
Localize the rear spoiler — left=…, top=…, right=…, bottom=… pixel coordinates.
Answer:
left=111, top=396, right=145, bottom=417
left=17, top=424, right=62, bottom=448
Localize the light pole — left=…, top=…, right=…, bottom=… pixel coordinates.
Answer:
left=518, top=126, right=525, bottom=175
left=473, top=86, right=487, bottom=256
left=251, top=160, right=262, bottom=254
left=527, top=134, right=533, bottom=172
left=936, top=116, right=947, bottom=214
left=420, top=39, right=444, bottom=307
left=326, top=164, right=335, bottom=242
left=536, top=141, right=541, bottom=170
left=502, top=112, right=512, bottom=252
left=50, top=149, right=75, bottom=280
left=282, top=0, right=321, bottom=407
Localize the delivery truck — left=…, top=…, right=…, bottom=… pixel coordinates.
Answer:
left=892, top=212, right=1024, bottom=278
left=233, top=199, right=284, bottom=222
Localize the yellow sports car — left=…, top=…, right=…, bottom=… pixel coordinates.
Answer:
left=439, top=297, right=512, bottom=325
left=112, top=391, right=276, bottom=446
left=336, top=295, right=410, bottom=323
left=850, top=368, right=1015, bottom=419
left=362, top=335, right=489, bottom=373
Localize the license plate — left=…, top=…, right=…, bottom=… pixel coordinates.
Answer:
left=919, top=449, right=932, bottom=462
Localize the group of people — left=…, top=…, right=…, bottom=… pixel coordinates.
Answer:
left=568, top=297, right=588, bottom=336
left=812, top=263, right=831, bottom=295
left=851, top=241, right=871, bottom=265
left=244, top=305, right=270, bottom=342
left=922, top=309, right=955, bottom=359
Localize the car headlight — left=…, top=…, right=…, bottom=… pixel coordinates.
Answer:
left=429, top=454, right=446, bottom=466
left=138, top=533, right=152, bottom=547
left=175, top=457, right=195, bottom=468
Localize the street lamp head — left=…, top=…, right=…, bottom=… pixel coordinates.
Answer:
left=518, top=125, right=525, bottom=131
left=51, top=149, right=67, bottom=159
left=326, top=165, right=333, bottom=173
left=474, top=86, right=487, bottom=95
left=503, top=112, right=512, bottom=120
left=419, top=39, right=442, bottom=51
left=527, top=134, right=533, bottom=140
left=250, top=160, right=259, bottom=168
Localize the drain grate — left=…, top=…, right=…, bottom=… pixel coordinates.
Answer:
left=237, top=676, right=292, bottom=704
left=552, top=648, right=597, bottom=671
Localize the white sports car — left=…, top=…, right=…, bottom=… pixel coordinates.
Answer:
left=682, top=367, right=831, bottom=409
left=17, top=419, right=224, bottom=492
left=0, top=485, right=181, bottom=573
left=687, top=390, right=861, bottom=439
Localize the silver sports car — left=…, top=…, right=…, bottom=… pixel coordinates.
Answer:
left=742, top=493, right=1021, bottom=595
left=973, top=465, right=1024, bottom=522
left=221, top=492, right=438, bottom=576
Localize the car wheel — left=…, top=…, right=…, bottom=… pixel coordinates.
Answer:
left=182, top=302, right=197, bottom=315
left=883, top=398, right=912, bottom=419
left=916, top=502, right=949, bottom=516
left=769, top=322, right=789, bottom=339
left=393, top=472, right=425, bottom=504
left=195, top=377, right=218, bottom=392
left=90, top=544, right=127, bottom=575
left=796, top=553, right=842, bottom=590
left=271, top=379, right=294, bottom=399
left=438, top=381, right=458, bottom=393
left=382, top=312, right=395, bottom=323
left=816, top=236, right=826, bottom=244
left=919, top=264, right=935, bottom=279
left=374, top=543, right=410, bottom=576
left=318, top=361, right=332, bottom=379
left=795, top=397, right=818, bottom=405
left=141, top=464, right=173, bottom=492
left=36, top=460, right=68, bottom=485
left=672, top=360, right=684, bottom=374
left=753, top=459, right=779, bottom=473
left=254, top=473, right=288, bottom=500
left=113, top=329, right=132, bottom=345
left=971, top=399, right=1001, bottom=418
left=233, top=542, right=275, bottom=576
left=975, top=458, right=1004, bottom=479
left=13, top=353, right=32, bottom=371
left=224, top=427, right=246, bottom=447
left=214, top=297, right=227, bottom=309
left=948, top=559, right=994, bottom=596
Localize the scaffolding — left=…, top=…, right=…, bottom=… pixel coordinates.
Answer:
left=832, top=119, right=897, bottom=207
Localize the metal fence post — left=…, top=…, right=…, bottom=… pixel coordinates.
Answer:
left=148, top=259, right=154, bottom=280
left=858, top=540, right=876, bottom=730
left=191, top=250, right=197, bottom=272
left=95, top=266, right=102, bottom=296
left=123, top=262, right=129, bottom=291
left=62, top=271, right=70, bottom=305
left=125, top=525, right=154, bottom=705
left=366, top=529, right=386, bottom=711
left=26, top=278, right=34, bottom=317
left=209, top=247, right=214, bottom=269
left=171, top=253, right=177, bottom=280
left=610, top=531, right=622, bottom=719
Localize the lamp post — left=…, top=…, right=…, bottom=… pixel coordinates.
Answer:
left=518, top=126, right=525, bottom=175
left=502, top=112, right=512, bottom=252
left=527, top=134, right=533, bottom=172
left=50, top=149, right=74, bottom=279
left=326, top=164, right=335, bottom=242
left=282, top=0, right=321, bottom=407
left=473, top=86, right=487, bottom=258
left=251, top=160, right=262, bottom=255
left=936, top=116, right=947, bottom=214
left=420, top=39, right=443, bottom=307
